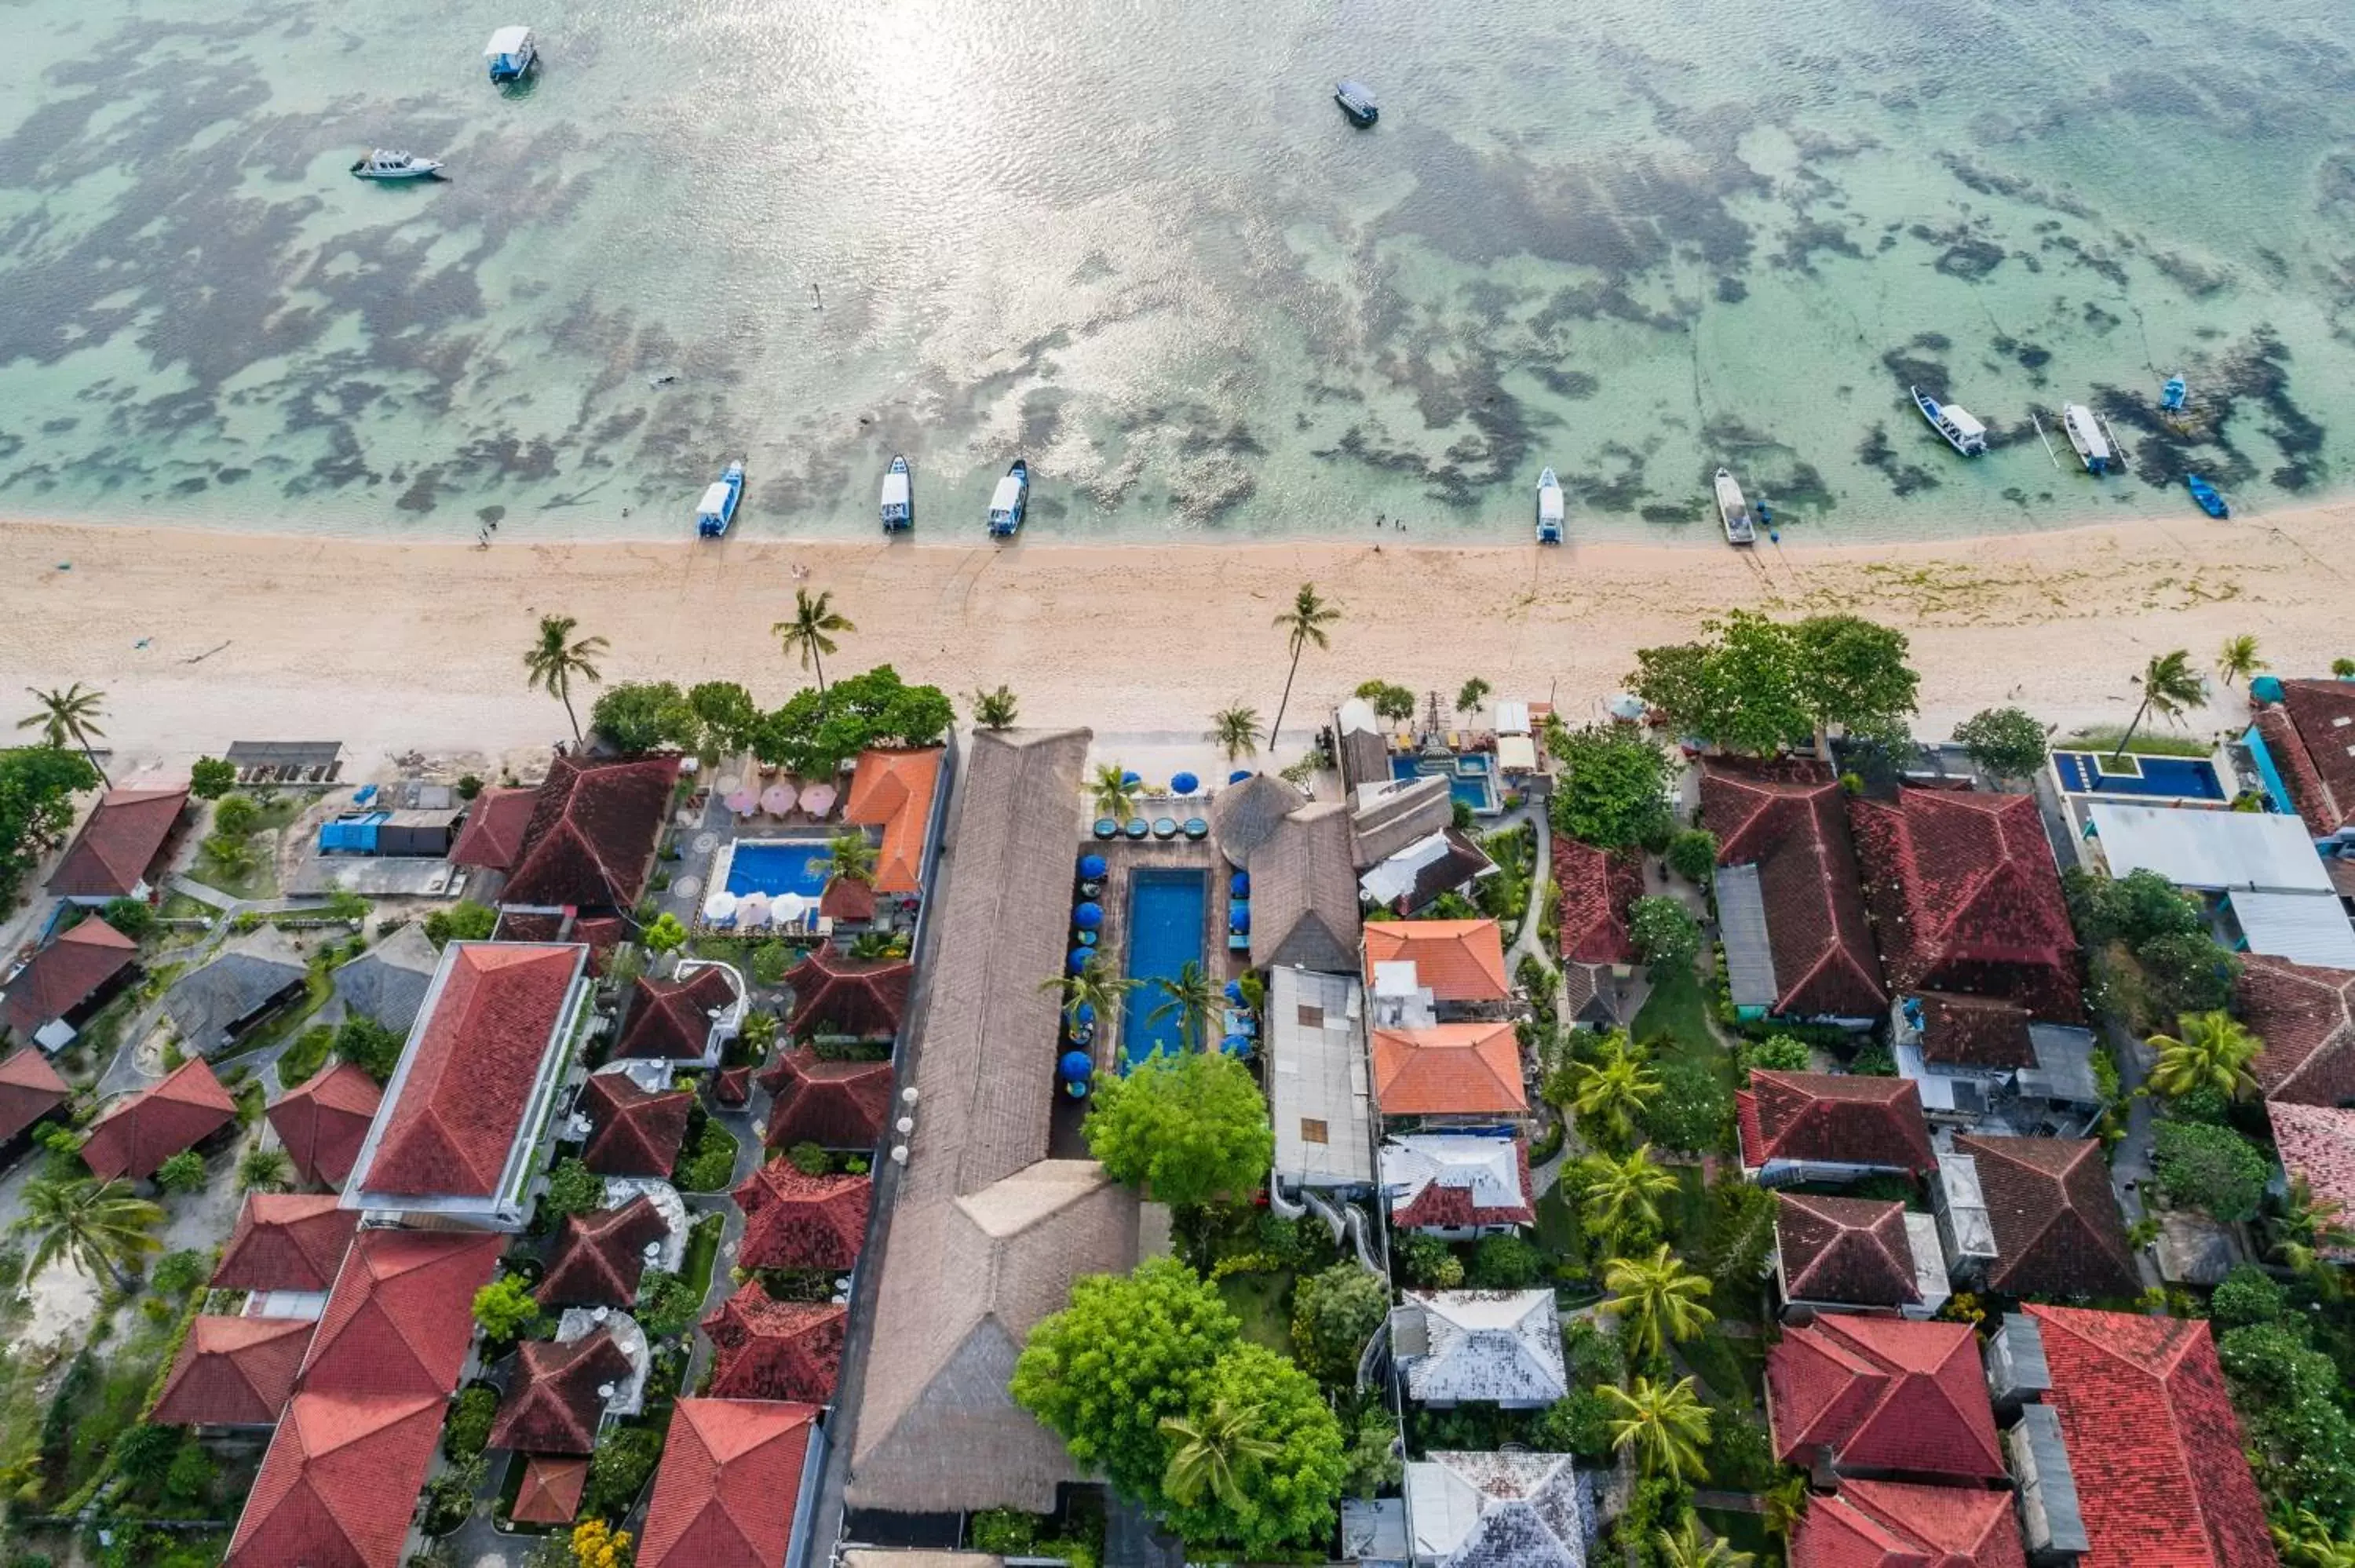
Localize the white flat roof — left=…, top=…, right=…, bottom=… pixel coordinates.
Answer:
left=1360, top=829, right=1454, bottom=906
left=1497, top=735, right=1539, bottom=772
left=2087, top=802, right=2330, bottom=892
left=1268, top=968, right=1374, bottom=1187
left=1494, top=700, right=1532, bottom=735
left=2232, top=889, right=2355, bottom=968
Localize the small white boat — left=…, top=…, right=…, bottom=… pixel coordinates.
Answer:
left=1535, top=468, right=1564, bottom=544
left=349, top=149, right=444, bottom=181
left=1911, top=386, right=1987, bottom=456
left=1714, top=468, right=1755, bottom=546
left=2061, top=403, right=2112, bottom=475
left=485, top=25, right=537, bottom=85
left=988, top=459, right=1029, bottom=538
left=879, top=455, right=912, bottom=533
left=696, top=460, right=744, bottom=538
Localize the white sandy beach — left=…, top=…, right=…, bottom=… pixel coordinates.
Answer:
left=3, top=502, right=2352, bottom=780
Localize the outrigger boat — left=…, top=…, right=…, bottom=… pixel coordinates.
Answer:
left=2185, top=473, right=2229, bottom=519
left=349, top=150, right=444, bottom=181
left=879, top=455, right=913, bottom=533
left=484, top=26, right=537, bottom=84
left=1535, top=468, right=1564, bottom=544
left=1714, top=469, right=1756, bottom=546
left=695, top=460, right=743, bottom=538
left=1911, top=385, right=1987, bottom=456
left=2060, top=403, right=2113, bottom=475
left=1334, top=81, right=1379, bottom=126
left=988, top=459, right=1029, bottom=538
left=2161, top=374, right=2188, bottom=414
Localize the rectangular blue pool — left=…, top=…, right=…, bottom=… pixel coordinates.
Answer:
left=1392, top=756, right=1495, bottom=812
left=2051, top=749, right=2225, bottom=802
left=724, top=839, right=836, bottom=899
left=1121, top=868, right=1207, bottom=1070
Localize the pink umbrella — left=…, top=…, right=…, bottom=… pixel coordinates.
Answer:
left=800, top=780, right=838, bottom=818
left=761, top=782, right=797, bottom=816
left=726, top=789, right=757, bottom=816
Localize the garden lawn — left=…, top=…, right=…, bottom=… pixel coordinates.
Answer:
left=1215, top=1271, right=1294, bottom=1355
left=680, top=1212, right=725, bottom=1303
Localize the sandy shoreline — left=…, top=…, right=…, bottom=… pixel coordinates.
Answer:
left=3, top=503, right=2351, bottom=781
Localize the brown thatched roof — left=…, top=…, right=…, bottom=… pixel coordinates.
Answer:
left=1250, top=802, right=1362, bottom=972
left=1208, top=772, right=1305, bottom=867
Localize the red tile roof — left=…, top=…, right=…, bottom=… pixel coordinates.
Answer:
left=714, top=1064, right=753, bottom=1106
left=513, top=1453, right=590, bottom=1526
left=1552, top=840, right=1641, bottom=966
left=638, top=1398, right=820, bottom=1568
left=226, top=1390, right=444, bottom=1568
left=501, top=753, right=680, bottom=910
left=1911, top=992, right=2036, bottom=1070
left=579, top=1071, right=692, bottom=1177
left=1371, top=1022, right=1527, bottom=1117
left=1703, top=760, right=1887, bottom=1019
left=2236, top=954, right=2355, bottom=1107
left=1389, top=1139, right=1536, bottom=1231
left=1952, top=1135, right=2138, bottom=1298
left=819, top=877, right=878, bottom=922
left=703, top=1284, right=848, bottom=1402
left=46, top=786, right=188, bottom=898
left=1791, top=1479, right=2028, bottom=1568
left=1363, top=919, right=1511, bottom=1002
left=447, top=786, right=540, bottom=871
left=2268, top=1103, right=2355, bottom=1252
left=2, top=918, right=137, bottom=1038
left=615, top=968, right=737, bottom=1059
left=361, top=942, right=579, bottom=1198
left=1850, top=787, right=2080, bottom=1021
left=842, top=747, right=943, bottom=895
left=1776, top=1193, right=1920, bottom=1307
left=1765, top=1315, right=2006, bottom=1482
left=212, top=1193, right=360, bottom=1293
left=758, top=1048, right=893, bottom=1150
left=1737, top=1071, right=1935, bottom=1176
left=2258, top=680, right=2355, bottom=836
left=538, top=1196, right=669, bottom=1308
left=736, top=1163, right=871, bottom=1271
left=2028, top=1305, right=2276, bottom=1568
left=266, top=1063, right=382, bottom=1191
left=785, top=948, right=911, bottom=1040
left=80, top=1056, right=236, bottom=1181
left=0, top=1048, right=70, bottom=1146
left=489, top=1328, right=630, bottom=1455
left=151, top=1315, right=313, bottom=1427
left=298, top=1229, right=505, bottom=1400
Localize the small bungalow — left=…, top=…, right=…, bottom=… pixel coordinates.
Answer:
left=1702, top=760, right=1887, bottom=1026
left=783, top=948, right=910, bottom=1042
left=842, top=746, right=946, bottom=901
left=512, top=1455, right=591, bottom=1530
left=703, top=1283, right=849, bottom=1403
left=1392, top=1289, right=1567, bottom=1409
left=1359, top=826, right=1498, bottom=917
left=758, top=1048, right=893, bottom=1152
left=1, top=917, right=138, bottom=1049
left=1267, top=967, right=1375, bottom=1196
left=1350, top=773, right=1455, bottom=870
left=1890, top=993, right=2105, bottom=1134
left=46, top=786, right=190, bottom=904
left=489, top=1327, right=631, bottom=1457
left=1364, top=919, right=1512, bottom=1019
left=498, top=753, right=680, bottom=913
left=1553, top=839, right=1641, bottom=1026
left=637, top=1398, right=824, bottom=1568
left=150, top=1315, right=313, bottom=1430
left=575, top=1067, right=692, bottom=1179
left=1736, top=1070, right=1935, bottom=1189
left=1939, top=1135, right=2138, bottom=1300
left=2246, top=676, right=2355, bottom=837
left=736, top=1162, right=871, bottom=1273
left=225, top=1389, right=445, bottom=1568
left=1772, top=1192, right=1948, bottom=1319
left=81, top=1057, right=238, bottom=1182
left=328, top=922, right=441, bottom=1037
left=1788, top=1480, right=2026, bottom=1568
left=1371, top=1022, right=1526, bottom=1129
left=212, top=1193, right=360, bottom=1296
left=1765, top=1315, right=2006, bottom=1482
left=537, top=1195, right=670, bottom=1309
left=614, top=961, right=746, bottom=1066
left=1334, top=696, right=1393, bottom=796
left=1382, top=1136, right=1532, bottom=1239
left=0, top=1048, right=71, bottom=1150
left=160, top=925, right=309, bottom=1056
left=1401, top=1450, right=1589, bottom=1568
left=265, top=1062, right=382, bottom=1191
left=447, top=785, right=540, bottom=873
left=2233, top=953, right=2355, bottom=1107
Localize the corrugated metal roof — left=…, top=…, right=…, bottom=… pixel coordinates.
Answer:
left=2087, top=801, right=2331, bottom=892
left=1716, top=862, right=1779, bottom=1008
left=2229, top=888, right=2355, bottom=968
left=1269, top=967, right=1375, bottom=1187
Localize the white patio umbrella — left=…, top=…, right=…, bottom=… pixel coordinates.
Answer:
left=736, top=892, right=772, bottom=928
left=761, top=782, right=798, bottom=816
left=798, top=780, right=838, bottom=817
left=702, top=889, right=739, bottom=924
left=775, top=892, right=809, bottom=929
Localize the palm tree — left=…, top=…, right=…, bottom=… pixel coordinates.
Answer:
left=1556, top=1035, right=1663, bottom=1148
left=972, top=685, right=1020, bottom=731
left=237, top=1145, right=294, bottom=1194
left=1658, top=1514, right=1755, bottom=1568
left=1603, top=1244, right=1717, bottom=1358
left=823, top=830, right=878, bottom=890
left=2216, top=634, right=2267, bottom=689
left=1090, top=764, right=1140, bottom=822
left=1455, top=677, right=1492, bottom=720
left=1041, top=957, right=1140, bottom=1034
left=1761, top=1474, right=1811, bottom=1540
left=848, top=929, right=907, bottom=963
left=523, top=615, right=608, bottom=746
left=1579, top=1145, right=1680, bottom=1255
left=1149, top=960, right=1221, bottom=1052
left=2110, top=649, right=2207, bottom=763
left=20, top=1175, right=163, bottom=1289
left=2274, top=1179, right=2355, bottom=1298
left=773, top=588, right=856, bottom=697
left=1159, top=1398, right=1280, bottom=1511
left=1267, top=583, right=1339, bottom=756
left=1210, top=705, right=1262, bottom=764
left=1600, top=1375, right=1711, bottom=1482
left=20, top=683, right=111, bottom=787
left=2145, top=1010, right=2262, bottom=1103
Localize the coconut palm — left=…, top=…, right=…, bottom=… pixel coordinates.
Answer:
left=19, top=683, right=111, bottom=787
left=2274, top=1179, right=2355, bottom=1298
left=1267, top=583, right=1339, bottom=756
left=2109, top=649, right=2207, bottom=763
left=1600, top=1374, right=1711, bottom=1482
left=1210, top=705, right=1263, bottom=764
left=823, top=830, right=878, bottom=889
left=1159, top=1397, right=1281, bottom=1511
left=1762, top=1474, right=1811, bottom=1540
left=1149, top=959, right=1222, bottom=1052
left=2145, top=1010, right=2262, bottom=1103
left=971, top=685, right=1020, bottom=731
left=2216, top=634, right=2267, bottom=689
left=773, top=588, right=856, bottom=697
left=1578, top=1144, right=1680, bottom=1254
left=237, top=1145, right=294, bottom=1194
left=1041, top=957, right=1140, bottom=1034
left=20, top=1175, right=163, bottom=1289
left=1603, top=1244, right=1717, bottom=1358
left=1090, top=764, right=1140, bottom=822
left=1555, top=1034, right=1663, bottom=1149
left=1658, top=1514, right=1755, bottom=1568
left=2275, top=1511, right=2355, bottom=1568
left=522, top=615, right=608, bottom=746
left=1455, top=677, right=1492, bottom=719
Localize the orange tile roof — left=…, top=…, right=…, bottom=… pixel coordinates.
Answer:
left=1371, top=1022, right=1526, bottom=1116
left=47, top=787, right=188, bottom=898
left=227, top=1390, right=443, bottom=1568
left=212, top=1193, right=360, bottom=1293
left=265, top=1063, right=382, bottom=1191
left=513, top=1453, right=590, bottom=1526
left=1, top=917, right=137, bottom=1037
left=842, top=747, right=942, bottom=895
left=1363, top=919, right=1510, bottom=1003
left=298, top=1229, right=505, bottom=1400
left=639, top=1398, right=821, bottom=1568
left=0, top=1048, right=70, bottom=1146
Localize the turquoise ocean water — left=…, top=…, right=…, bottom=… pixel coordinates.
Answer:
left=2, top=0, right=2354, bottom=543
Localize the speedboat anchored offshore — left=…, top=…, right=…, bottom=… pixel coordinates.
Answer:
left=880, top=455, right=913, bottom=533
left=1714, top=468, right=1756, bottom=546
left=696, top=460, right=744, bottom=538
left=988, top=460, right=1029, bottom=538
left=1535, top=468, right=1565, bottom=544
left=1911, top=386, right=1988, bottom=456
left=1334, top=81, right=1378, bottom=126
left=349, top=150, right=444, bottom=181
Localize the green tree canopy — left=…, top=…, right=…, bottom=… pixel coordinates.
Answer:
left=1083, top=1049, right=1274, bottom=1206
left=1665, top=830, right=1718, bottom=884
left=1546, top=724, right=1674, bottom=849
left=2138, top=931, right=2243, bottom=1017
left=189, top=757, right=236, bottom=800
left=590, top=680, right=693, bottom=756
left=754, top=665, right=955, bottom=776
left=1155, top=1344, right=1347, bottom=1555
left=1630, top=611, right=1919, bottom=757
left=1354, top=680, right=1418, bottom=725
left=335, top=1013, right=406, bottom=1081
left=472, top=1274, right=546, bottom=1342
left=0, top=746, right=98, bottom=906
left=1291, top=1263, right=1390, bottom=1380
left=2062, top=866, right=2206, bottom=947
left=686, top=680, right=763, bottom=755
left=1630, top=896, right=1701, bottom=968
left=1953, top=706, right=2049, bottom=780
left=2153, top=1121, right=2271, bottom=1222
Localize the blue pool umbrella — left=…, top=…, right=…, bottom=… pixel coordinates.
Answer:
left=1170, top=771, right=1199, bottom=794
left=1060, top=1050, right=1095, bottom=1081
left=1069, top=949, right=1093, bottom=974
left=1229, top=872, right=1251, bottom=897
left=1152, top=818, right=1178, bottom=840
left=1079, top=853, right=1108, bottom=881
left=1183, top=818, right=1209, bottom=840
left=1063, top=1077, right=1091, bottom=1099
left=1223, top=981, right=1245, bottom=1002
left=1229, top=769, right=1252, bottom=784
left=1230, top=910, right=1251, bottom=934
left=1122, top=770, right=1141, bottom=786
left=1074, top=902, right=1104, bottom=930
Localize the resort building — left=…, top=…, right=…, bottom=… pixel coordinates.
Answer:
left=0, top=1048, right=70, bottom=1150
left=703, top=1285, right=849, bottom=1403
left=1939, top=1135, right=2138, bottom=1300
left=842, top=745, right=947, bottom=900
left=1772, top=1192, right=1948, bottom=1319
left=1349, top=773, right=1455, bottom=870
left=2267, top=1103, right=2355, bottom=1260
left=80, top=1056, right=237, bottom=1182
left=2078, top=800, right=2355, bottom=968
left=1382, top=1135, right=1533, bottom=1238
left=759, top=1048, right=893, bottom=1151
left=488, top=1327, right=632, bottom=1457
left=781, top=947, right=911, bottom=1041
left=735, top=1162, right=871, bottom=1272
left=638, top=1398, right=825, bottom=1568
left=575, top=1065, right=692, bottom=1177
left=847, top=728, right=1147, bottom=1519
left=340, top=940, right=592, bottom=1230
left=1371, top=1021, right=1527, bottom=1129
left=1551, top=838, right=1640, bottom=1026
left=328, top=921, right=441, bottom=1037
left=1391, top=1289, right=1568, bottom=1409
left=1787, top=1479, right=2027, bottom=1568
left=265, top=1062, right=382, bottom=1190
left=496, top=753, right=680, bottom=913
left=160, top=924, right=309, bottom=1056
left=1890, top=992, right=2105, bottom=1133
left=538, top=1194, right=672, bottom=1309
left=150, top=1315, right=312, bottom=1430
left=1701, top=760, right=1887, bottom=1026
left=212, top=1194, right=360, bottom=1299
left=2246, top=676, right=2355, bottom=838
left=1, top=917, right=138, bottom=1050
left=46, top=784, right=190, bottom=903
left=1267, top=966, right=1377, bottom=1194
left=1359, top=826, right=1497, bottom=917
left=1400, top=1449, right=1590, bottom=1568
left=1736, top=1070, right=1936, bottom=1188
left=1364, top=919, right=1513, bottom=1019
left=1253, top=803, right=1365, bottom=972
left=1765, top=1315, right=2006, bottom=1482
left=2233, top=954, right=2355, bottom=1106
left=447, top=785, right=540, bottom=873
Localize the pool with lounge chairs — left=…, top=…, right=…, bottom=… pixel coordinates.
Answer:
left=717, top=837, right=837, bottom=899
left=1120, top=867, right=1207, bottom=1070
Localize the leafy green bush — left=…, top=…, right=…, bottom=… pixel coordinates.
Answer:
left=335, top=1013, right=406, bottom=1081
left=1638, top=1059, right=1732, bottom=1154
left=2210, top=1264, right=2286, bottom=1329
left=541, top=1156, right=604, bottom=1224
left=637, top=1271, right=703, bottom=1339
left=211, top=794, right=261, bottom=838
left=422, top=900, right=498, bottom=948
left=189, top=757, right=236, bottom=800
left=100, top=896, right=156, bottom=940
left=1535, top=1388, right=1615, bottom=1458
left=2153, top=1121, right=2270, bottom=1222
left=672, top=1121, right=739, bottom=1192
left=969, top=1509, right=1044, bottom=1555
left=750, top=941, right=793, bottom=988
left=1629, top=897, right=1700, bottom=968
left=444, top=1385, right=497, bottom=1462
left=787, top=1140, right=830, bottom=1176
left=1665, top=830, right=1718, bottom=885
left=1466, top=1234, right=1544, bottom=1289
left=149, top=1250, right=208, bottom=1297
left=278, top=1023, right=336, bottom=1088
left=1291, top=1264, right=1392, bottom=1382
left=1848, top=1045, right=1897, bottom=1077
left=1739, top=1035, right=1813, bottom=1077
left=583, top=1425, right=664, bottom=1518
left=1954, top=706, right=2049, bottom=780
left=471, top=1274, right=545, bottom=1343
left=1546, top=725, right=1675, bottom=850
left=153, top=1150, right=206, bottom=1194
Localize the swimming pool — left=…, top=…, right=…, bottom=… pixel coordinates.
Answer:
left=2050, top=749, right=2226, bottom=803
left=1120, top=869, right=1207, bottom=1070
left=1392, top=756, right=1498, bottom=813
left=721, top=838, right=836, bottom=899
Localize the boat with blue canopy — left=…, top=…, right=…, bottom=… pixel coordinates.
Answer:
left=2162, top=374, right=2188, bottom=413
left=696, top=460, right=743, bottom=538
left=2185, top=473, right=2229, bottom=519
left=879, top=454, right=912, bottom=532
left=988, top=459, right=1029, bottom=538
left=1912, top=385, right=1988, bottom=455
left=1535, top=468, right=1564, bottom=543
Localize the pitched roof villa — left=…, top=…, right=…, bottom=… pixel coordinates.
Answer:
left=1773, top=1192, right=1941, bottom=1312
left=1393, top=1289, right=1568, bottom=1409
left=1949, top=1134, right=2138, bottom=1299
left=2269, top=1102, right=2355, bottom=1256
left=2, top=917, right=137, bottom=1044
left=225, top=1389, right=446, bottom=1568
left=2235, top=953, right=2355, bottom=1106
left=81, top=1056, right=237, bottom=1181
left=447, top=785, right=539, bottom=871
left=265, top=1062, right=383, bottom=1191
left=212, top=1193, right=360, bottom=1293
left=640, top=1398, right=823, bottom=1568
left=736, top=1163, right=871, bottom=1271
left=2250, top=677, right=2355, bottom=837
left=783, top=947, right=912, bottom=1040
left=615, top=965, right=744, bottom=1062
left=1404, top=1449, right=1590, bottom=1568
left=1553, top=837, right=1641, bottom=966
left=537, top=1195, right=670, bottom=1308
left=0, top=1048, right=70, bottom=1147
left=1791, top=1479, right=2028, bottom=1568
left=498, top=753, right=679, bottom=910
left=1702, top=759, right=1886, bottom=1019
left=1765, top=1315, right=2006, bottom=1482
left=46, top=785, right=188, bottom=900
left=703, top=1285, right=849, bottom=1403
left=842, top=746, right=944, bottom=896
left=297, top=1228, right=506, bottom=1400
left=846, top=729, right=1144, bottom=1516
left=1736, top=1070, right=1936, bottom=1182
left=1371, top=1021, right=1526, bottom=1118
left=152, top=1315, right=313, bottom=1428
left=1364, top=918, right=1512, bottom=1004
left=758, top=1048, right=893, bottom=1150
